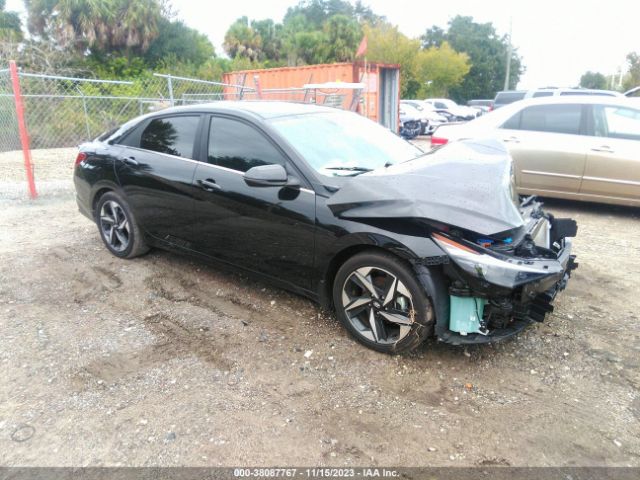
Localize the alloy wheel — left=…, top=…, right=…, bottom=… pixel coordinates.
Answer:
left=99, top=200, right=130, bottom=252
left=341, top=266, right=415, bottom=344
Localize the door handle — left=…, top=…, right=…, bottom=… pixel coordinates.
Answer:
left=503, top=136, right=520, bottom=143
left=198, top=178, right=221, bottom=191
left=123, top=156, right=139, bottom=167
left=591, top=146, right=614, bottom=153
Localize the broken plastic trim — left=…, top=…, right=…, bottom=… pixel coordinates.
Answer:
left=432, top=231, right=566, bottom=289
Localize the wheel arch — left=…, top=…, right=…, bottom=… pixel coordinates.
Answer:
left=90, top=181, right=121, bottom=215
left=318, top=232, right=432, bottom=310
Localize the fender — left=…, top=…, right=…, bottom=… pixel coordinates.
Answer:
left=315, top=228, right=446, bottom=309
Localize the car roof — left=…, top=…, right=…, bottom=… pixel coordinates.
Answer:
left=146, top=101, right=339, bottom=119
left=510, top=95, right=637, bottom=108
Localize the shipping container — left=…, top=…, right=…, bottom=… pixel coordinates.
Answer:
left=222, top=62, right=400, bottom=131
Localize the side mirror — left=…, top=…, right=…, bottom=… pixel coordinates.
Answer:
left=244, top=164, right=299, bottom=188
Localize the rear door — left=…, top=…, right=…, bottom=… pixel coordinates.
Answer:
left=190, top=115, right=316, bottom=289
left=115, top=114, right=202, bottom=243
left=581, top=104, right=640, bottom=202
left=499, top=103, right=588, bottom=195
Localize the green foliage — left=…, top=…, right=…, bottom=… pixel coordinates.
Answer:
left=418, top=42, right=470, bottom=98
left=144, top=19, right=215, bottom=67
left=251, top=19, right=284, bottom=63
left=24, top=0, right=164, bottom=54
left=0, top=0, right=22, bottom=41
left=323, top=14, right=361, bottom=62
left=224, top=1, right=364, bottom=67
left=223, top=16, right=262, bottom=61
left=363, top=22, right=421, bottom=98
left=579, top=71, right=607, bottom=90
left=622, top=52, right=640, bottom=91
left=363, top=23, right=470, bottom=99
left=422, top=16, right=524, bottom=102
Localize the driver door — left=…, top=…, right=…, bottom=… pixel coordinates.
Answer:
left=190, top=115, right=316, bottom=289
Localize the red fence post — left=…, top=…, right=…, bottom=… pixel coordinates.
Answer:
left=9, top=60, right=37, bottom=199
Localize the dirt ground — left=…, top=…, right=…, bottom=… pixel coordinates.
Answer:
left=1, top=149, right=639, bottom=467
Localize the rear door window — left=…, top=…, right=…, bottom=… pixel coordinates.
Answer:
left=138, top=116, right=200, bottom=159
left=592, top=105, right=640, bottom=140
left=517, top=104, right=583, bottom=135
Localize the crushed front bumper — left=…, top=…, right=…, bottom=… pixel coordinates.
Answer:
left=432, top=209, right=578, bottom=345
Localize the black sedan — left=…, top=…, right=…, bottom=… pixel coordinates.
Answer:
left=74, top=102, right=578, bottom=353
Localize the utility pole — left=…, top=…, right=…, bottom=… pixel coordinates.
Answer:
left=504, top=17, right=513, bottom=91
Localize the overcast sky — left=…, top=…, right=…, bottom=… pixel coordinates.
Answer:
left=7, top=0, right=638, bottom=89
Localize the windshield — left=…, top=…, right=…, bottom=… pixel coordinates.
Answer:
left=269, top=111, right=424, bottom=177
left=403, top=102, right=424, bottom=111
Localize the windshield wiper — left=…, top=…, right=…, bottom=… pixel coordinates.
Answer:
left=324, top=166, right=374, bottom=172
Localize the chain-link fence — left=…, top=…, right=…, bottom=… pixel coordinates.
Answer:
left=0, top=68, right=19, bottom=152
left=0, top=63, right=363, bottom=199
left=0, top=71, right=256, bottom=153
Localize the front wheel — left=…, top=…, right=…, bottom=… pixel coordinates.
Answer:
left=95, top=191, right=149, bottom=259
left=333, top=251, right=434, bottom=354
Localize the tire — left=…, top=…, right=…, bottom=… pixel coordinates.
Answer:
left=94, top=191, right=149, bottom=259
left=333, top=250, right=434, bottom=354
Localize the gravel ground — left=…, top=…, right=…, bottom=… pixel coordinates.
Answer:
left=0, top=146, right=639, bottom=467
left=0, top=148, right=77, bottom=200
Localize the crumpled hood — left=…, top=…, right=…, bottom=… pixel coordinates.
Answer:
left=326, top=139, right=524, bottom=236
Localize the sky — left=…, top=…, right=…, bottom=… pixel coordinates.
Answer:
left=6, top=0, right=639, bottom=90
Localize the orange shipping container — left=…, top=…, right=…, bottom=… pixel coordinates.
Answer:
left=222, top=62, right=400, bottom=131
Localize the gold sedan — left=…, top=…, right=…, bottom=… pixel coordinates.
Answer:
left=431, top=96, right=640, bottom=207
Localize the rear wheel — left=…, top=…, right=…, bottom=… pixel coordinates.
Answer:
left=333, top=251, right=434, bottom=354
left=95, top=191, right=149, bottom=259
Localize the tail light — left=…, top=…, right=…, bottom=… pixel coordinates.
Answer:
left=75, top=152, right=87, bottom=166
left=430, top=136, right=449, bottom=146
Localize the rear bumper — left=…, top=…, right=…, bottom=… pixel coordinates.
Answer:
left=76, top=193, right=93, bottom=221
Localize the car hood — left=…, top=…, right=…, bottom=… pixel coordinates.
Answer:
left=326, top=139, right=524, bottom=236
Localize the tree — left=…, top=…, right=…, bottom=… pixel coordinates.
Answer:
left=0, top=0, right=22, bottom=42
left=622, top=52, right=640, bottom=91
left=579, top=71, right=607, bottom=90
left=363, top=22, right=422, bottom=97
left=24, top=0, right=163, bottom=54
left=322, top=14, right=361, bottom=62
left=145, top=19, right=215, bottom=67
left=418, top=42, right=470, bottom=97
left=223, top=16, right=262, bottom=61
left=363, top=23, right=471, bottom=99
left=283, top=0, right=354, bottom=30
left=251, top=19, right=283, bottom=63
left=422, top=16, right=524, bottom=101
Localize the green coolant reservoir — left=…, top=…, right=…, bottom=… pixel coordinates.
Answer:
left=449, top=295, right=486, bottom=335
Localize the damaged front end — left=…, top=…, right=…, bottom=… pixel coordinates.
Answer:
left=430, top=197, right=578, bottom=344
left=327, top=138, right=578, bottom=345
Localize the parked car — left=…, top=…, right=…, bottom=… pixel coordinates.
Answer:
left=493, top=88, right=622, bottom=109
left=624, top=86, right=640, bottom=97
left=401, top=100, right=447, bottom=134
left=74, top=102, right=577, bottom=353
left=424, top=98, right=479, bottom=121
left=432, top=96, right=640, bottom=207
left=493, top=90, right=527, bottom=109
left=467, top=99, right=494, bottom=114
left=399, top=106, right=422, bottom=139
left=399, top=103, right=428, bottom=135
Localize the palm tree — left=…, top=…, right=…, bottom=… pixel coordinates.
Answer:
left=24, top=0, right=162, bottom=54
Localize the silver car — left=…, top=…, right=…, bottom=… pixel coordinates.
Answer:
left=432, top=96, right=640, bottom=207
